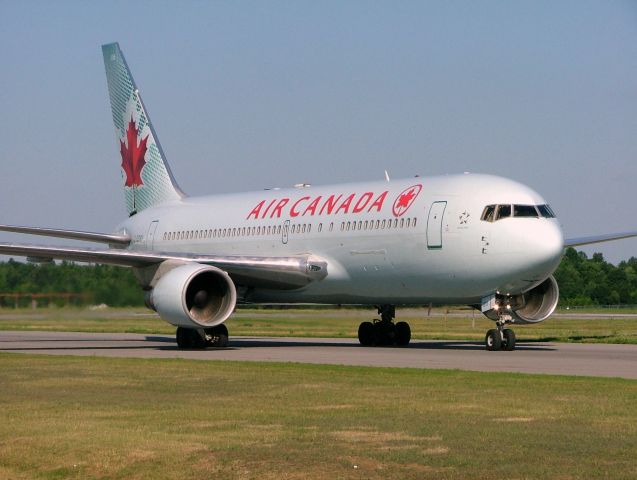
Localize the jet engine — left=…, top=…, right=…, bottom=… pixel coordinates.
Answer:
left=483, top=276, right=560, bottom=324
left=145, top=263, right=237, bottom=328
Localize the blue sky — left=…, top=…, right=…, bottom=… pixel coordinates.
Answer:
left=1, top=1, right=636, bottom=262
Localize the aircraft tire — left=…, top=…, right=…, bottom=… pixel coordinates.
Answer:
left=205, top=324, right=229, bottom=348
left=395, top=321, right=411, bottom=346
left=373, top=321, right=395, bottom=346
left=502, top=329, right=516, bottom=351
left=176, top=327, right=203, bottom=349
left=485, top=329, right=501, bottom=351
left=358, top=321, right=374, bottom=346
left=176, top=327, right=189, bottom=349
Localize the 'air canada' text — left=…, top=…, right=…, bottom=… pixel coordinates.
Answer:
left=246, top=191, right=389, bottom=220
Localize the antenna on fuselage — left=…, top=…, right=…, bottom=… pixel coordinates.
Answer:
left=384, top=170, right=390, bottom=182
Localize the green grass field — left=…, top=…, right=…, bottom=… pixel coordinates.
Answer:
left=0, top=353, right=636, bottom=479
left=1, top=306, right=637, bottom=344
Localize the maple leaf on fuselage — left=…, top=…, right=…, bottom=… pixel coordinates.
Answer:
left=120, top=117, right=149, bottom=187
left=396, top=189, right=417, bottom=209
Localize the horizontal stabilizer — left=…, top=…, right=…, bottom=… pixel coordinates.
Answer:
left=564, top=231, right=637, bottom=247
left=0, top=224, right=130, bottom=246
left=0, top=243, right=327, bottom=289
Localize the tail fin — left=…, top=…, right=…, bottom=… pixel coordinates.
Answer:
left=102, top=43, right=184, bottom=216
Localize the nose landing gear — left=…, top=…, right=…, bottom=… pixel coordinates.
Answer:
left=485, top=316, right=516, bottom=351
left=357, top=305, right=411, bottom=347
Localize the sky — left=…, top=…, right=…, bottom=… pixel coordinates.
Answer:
left=0, top=0, right=636, bottom=263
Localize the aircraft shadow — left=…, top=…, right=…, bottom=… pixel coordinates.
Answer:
left=148, top=336, right=555, bottom=352
left=0, top=335, right=555, bottom=352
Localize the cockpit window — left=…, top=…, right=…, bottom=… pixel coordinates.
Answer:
left=537, top=204, right=556, bottom=218
left=513, top=205, right=539, bottom=218
left=481, top=203, right=556, bottom=222
left=495, top=204, right=511, bottom=220
left=481, top=205, right=496, bottom=222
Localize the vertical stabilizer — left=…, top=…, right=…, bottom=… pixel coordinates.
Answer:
left=102, top=43, right=184, bottom=216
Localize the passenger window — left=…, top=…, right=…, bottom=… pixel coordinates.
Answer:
left=495, top=205, right=511, bottom=220
left=513, top=205, right=539, bottom=218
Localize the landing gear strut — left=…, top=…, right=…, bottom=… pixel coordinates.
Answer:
left=358, top=305, right=411, bottom=347
left=176, top=324, right=229, bottom=349
left=485, top=316, right=516, bottom=352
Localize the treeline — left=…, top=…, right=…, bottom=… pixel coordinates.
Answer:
left=0, top=260, right=143, bottom=307
left=554, top=248, right=637, bottom=306
left=0, top=247, right=636, bottom=308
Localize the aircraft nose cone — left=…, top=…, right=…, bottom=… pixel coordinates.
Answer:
left=529, top=221, right=564, bottom=273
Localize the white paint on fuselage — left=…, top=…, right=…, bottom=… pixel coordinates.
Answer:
left=117, top=174, right=564, bottom=305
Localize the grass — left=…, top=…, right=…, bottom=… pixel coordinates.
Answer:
left=0, top=353, right=635, bottom=479
left=1, top=306, right=637, bottom=344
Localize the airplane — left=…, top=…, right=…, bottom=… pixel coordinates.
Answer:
left=1, top=43, right=636, bottom=351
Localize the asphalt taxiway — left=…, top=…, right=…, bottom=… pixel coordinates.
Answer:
left=1, top=331, right=636, bottom=379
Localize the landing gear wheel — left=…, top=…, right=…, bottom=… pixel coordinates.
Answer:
left=395, top=321, right=411, bottom=346
left=502, top=329, right=516, bottom=351
left=358, top=321, right=374, bottom=346
left=373, top=320, right=396, bottom=346
left=485, top=329, right=501, bottom=351
left=176, top=327, right=191, bottom=349
left=176, top=327, right=206, bottom=349
left=204, top=324, right=229, bottom=348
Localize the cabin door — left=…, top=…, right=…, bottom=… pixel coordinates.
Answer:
left=426, top=202, right=447, bottom=249
left=146, top=220, right=159, bottom=250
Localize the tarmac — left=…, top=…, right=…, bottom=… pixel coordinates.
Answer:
left=1, top=330, right=636, bottom=379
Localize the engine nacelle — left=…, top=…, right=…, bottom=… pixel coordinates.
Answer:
left=511, top=276, right=560, bottom=324
left=482, top=276, right=560, bottom=324
left=146, top=263, right=237, bottom=328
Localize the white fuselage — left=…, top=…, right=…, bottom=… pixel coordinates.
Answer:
left=118, top=173, right=564, bottom=306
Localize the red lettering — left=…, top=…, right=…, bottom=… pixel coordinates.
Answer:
left=368, top=191, right=388, bottom=213
left=261, top=199, right=277, bottom=219
left=352, top=192, right=373, bottom=213
left=270, top=198, right=290, bottom=218
left=247, top=200, right=265, bottom=220
left=335, top=193, right=356, bottom=215
left=290, top=196, right=310, bottom=217
left=319, top=194, right=343, bottom=215
left=303, top=196, right=322, bottom=216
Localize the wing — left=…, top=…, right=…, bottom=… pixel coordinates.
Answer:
left=0, top=224, right=130, bottom=246
left=564, top=230, right=637, bottom=247
left=0, top=243, right=327, bottom=289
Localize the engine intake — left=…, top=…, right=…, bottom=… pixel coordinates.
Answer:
left=482, top=276, right=560, bottom=324
left=510, top=276, right=559, bottom=324
left=146, top=263, right=237, bottom=328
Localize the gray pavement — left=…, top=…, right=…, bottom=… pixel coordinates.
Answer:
left=0, top=330, right=636, bottom=379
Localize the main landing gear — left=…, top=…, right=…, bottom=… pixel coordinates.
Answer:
left=176, top=325, right=229, bottom=349
left=357, top=305, right=411, bottom=347
left=485, top=317, right=516, bottom=351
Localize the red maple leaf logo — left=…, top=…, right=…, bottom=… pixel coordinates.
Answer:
left=392, top=184, right=422, bottom=217
left=120, top=117, right=149, bottom=187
